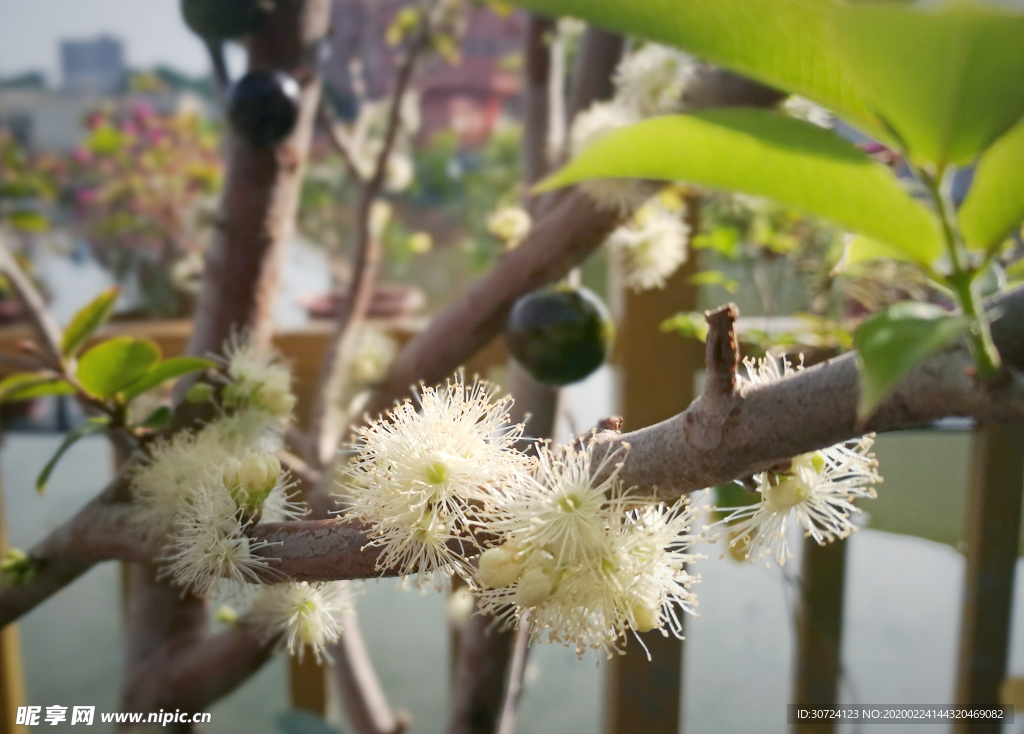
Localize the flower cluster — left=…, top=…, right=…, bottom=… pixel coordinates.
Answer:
left=487, top=205, right=532, bottom=250
left=475, top=444, right=701, bottom=657
left=128, top=335, right=345, bottom=661
left=219, top=332, right=297, bottom=422
left=708, top=358, right=882, bottom=566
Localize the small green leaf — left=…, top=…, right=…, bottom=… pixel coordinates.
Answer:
left=660, top=312, right=708, bottom=342
left=86, top=124, right=124, bottom=155
left=139, top=405, right=172, bottom=429
left=0, top=373, right=75, bottom=403
left=537, top=109, right=944, bottom=265
left=959, top=119, right=1024, bottom=252
left=854, top=302, right=969, bottom=420
left=830, top=1, right=1024, bottom=167
left=36, top=417, right=109, bottom=493
left=61, top=287, right=119, bottom=357
left=76, top=337, right=161, bottom=399
left=119, top=357, right=216, bottom=401
left=688, top=270, right=740, bottom=293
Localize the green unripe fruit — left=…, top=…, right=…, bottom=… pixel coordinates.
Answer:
left=506, top=286, right=613, bottom=386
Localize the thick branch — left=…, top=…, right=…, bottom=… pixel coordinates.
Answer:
left=598, top=292, right=1024, bottom=497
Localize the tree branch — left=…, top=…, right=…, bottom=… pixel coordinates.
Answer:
left=594, top=293, right=1024, bottom=497
left=307, top=18, right=433, bottom=467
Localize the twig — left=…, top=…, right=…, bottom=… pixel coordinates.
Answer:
left=307, top=16, right=433, bottom=468
left=319, top=102, right=368, bottom=188
left=331, top=608, right=410, bottom=734
left=0, top=242, right=63, bottom=368
left=703, top=304, right=740, bottom=398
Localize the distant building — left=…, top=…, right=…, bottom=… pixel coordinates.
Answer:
left=326, top=0, right=524, bottom=146
left=61, top=35, right=125, bottom=95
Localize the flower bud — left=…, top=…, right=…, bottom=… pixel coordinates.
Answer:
left=185, top=382, right=215, bottom=403
left=477, top=546, right=523, bottom=589
left=514, top=565, right=556, bottom=608
left=630, top=599, right=662, bottom=633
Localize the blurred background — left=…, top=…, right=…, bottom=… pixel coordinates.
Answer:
left=1, top=1, right=1024, bottom=733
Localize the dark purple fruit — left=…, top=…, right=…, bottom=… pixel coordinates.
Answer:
left=228, top=71, right=300, bottom=148
left=506, top=286, right=613, bottom=386
left=181, top=0, right=272, bottom=40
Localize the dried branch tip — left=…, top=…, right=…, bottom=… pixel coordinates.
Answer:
left=703, top=303, right=740, bottom=398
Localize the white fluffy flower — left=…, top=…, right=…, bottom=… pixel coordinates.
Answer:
left=477, top=443, right=701, bottom=657
left=487, top=206, right=532, bottom=250
left=614, top=44, right=698, bottom=116
left=342, top=374, right=528, bottom=588
left=710, top=357, right=881, bottom=566
left=220, top=333, right=297, bottom=421
left=348, top=328, right=398, bottom=387
left=606, top=200, right=690, bottom=292
left=249, top=581, right=350, bottom=661
left=569, top=101, right=654, bottom=213
left=162, top=480, right=275, bottom=596
left=713, top=442, right=880, bottom=566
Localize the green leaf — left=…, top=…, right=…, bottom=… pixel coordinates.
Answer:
left=139, top=405, right=172, bottom=429
left=853, top=302, right=968, bottom=420
left=538, top=109, right=943, bottom=265
left=959, top=119, right=1024, bottom=252
left=660, top=312, right=708, bottom=341
left=830, top=1, right=1024, bottom=167
left=86, top=124, right=124, bottom=155
left=36, top=417, right=109, bottom=494
left=119, top=357, right=216, bottom=401
left=61, top=287, right=119, bottom=357
left=688, top=270, right=740, bottom=293
left=76, top=337, right=161, bottom=399
left=0, top=373, right=75, bottom=403
left=506, top=0, right=885, bottom=137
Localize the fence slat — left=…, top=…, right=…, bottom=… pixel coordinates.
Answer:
left=0, top=429, right=26, bottom=733
left=603, top=233, right=701, bottom=734
left=954, top=421, right=1024, bottom=734
left=793, top=537, right=848, bottom=734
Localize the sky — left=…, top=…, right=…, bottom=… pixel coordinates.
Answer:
left=0, top=0, right=234, bottom=83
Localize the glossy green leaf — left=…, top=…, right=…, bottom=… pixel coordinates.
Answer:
left=36, top=417, right=109, bottom=494
left=538, top=109, right=943, bottom=264
left=854, top=302, right=968, bottom=420
left=831, top=1, right=1024, bottom=166
left=959, top=119, right=1024, bottom=251
left=119, top=356, right=216, bottom=401
left=507, top=0, right=884, bottom=136
left=61, top=287, right=119, bottom=357
left=0, top=373, right=75, bottom=403
left=76, top=337, right=161, bottom=399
